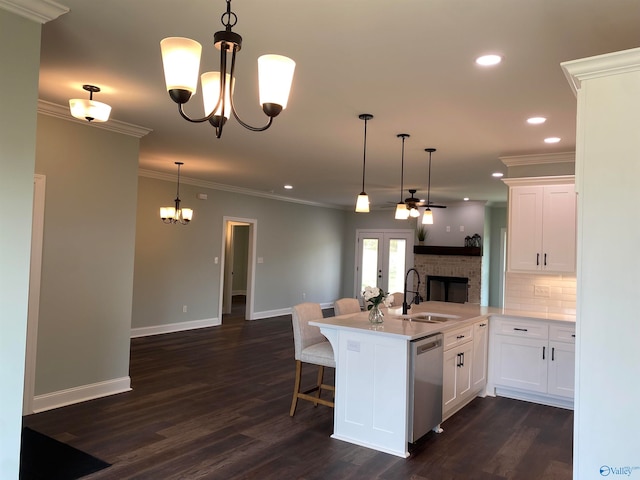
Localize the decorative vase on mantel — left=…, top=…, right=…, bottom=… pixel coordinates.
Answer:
left=368, top=304, right=384, bottom=324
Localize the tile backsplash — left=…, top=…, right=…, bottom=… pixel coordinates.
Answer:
left=504, top=272, right=576, bottom=315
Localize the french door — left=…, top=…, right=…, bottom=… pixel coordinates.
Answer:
left=355, top=229, right=414, bottom=298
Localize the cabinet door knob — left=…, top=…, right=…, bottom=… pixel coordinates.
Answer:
left=536, top=253, right=540, bottom=266
left=544, top=253, right=547, bottom=266
left=513, top=328, right=528, bottom=332
left=552, top=347, right=555, bottom=361
left=542, top=346, right=546, bottom=360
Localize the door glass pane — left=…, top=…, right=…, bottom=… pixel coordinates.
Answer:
left=361, top=238, right=379, bottom=293
left=387, top=239, right=406, bottom=294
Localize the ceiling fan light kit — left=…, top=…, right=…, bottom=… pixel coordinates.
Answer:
left=355, top=113, right=373, bottom=213
left=160, top=0, right=295, bottom=139
left=69, top=84, right=111, bottom=122
left=160, top=162, right=193, bottom=225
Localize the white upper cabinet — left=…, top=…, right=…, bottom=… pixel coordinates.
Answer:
left=504, top=176, right=576, bottom=273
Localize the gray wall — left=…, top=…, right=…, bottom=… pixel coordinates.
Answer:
left=232, top=225, right=249, bottom=293
left=34, top=114, right=139, bottom=395
left=487, top=206, right=507, bottom=307
left=0, top=9, right=41, bottom=478
left=132, top=176, right=348, bottom=327
left=423, top=202, right=486, bottom=247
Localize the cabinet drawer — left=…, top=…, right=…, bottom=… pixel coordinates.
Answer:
left=492, top=317, right=548, bottom=339
left=444, top=325, right=473, bottom=350
left=550, top=324, right=576, bottom=343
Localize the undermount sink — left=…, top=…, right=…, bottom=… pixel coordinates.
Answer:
left=394, top=312, right=461, bottom=323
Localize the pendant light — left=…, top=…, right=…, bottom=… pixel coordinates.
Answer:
left=69, top=85, right=111, bottom=122
left=160, top=162, right=193, bottom=225
left=355, top=113, right=373, bottom=213
left=395, top=133, right=410, bottom=220
left=422, top=148, right=436, bottom=225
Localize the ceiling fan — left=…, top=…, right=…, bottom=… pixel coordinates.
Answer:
left=403, top=189, right=447, bottom=210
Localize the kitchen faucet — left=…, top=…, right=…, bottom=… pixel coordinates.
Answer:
left=402, top=268, right=422, bottom=315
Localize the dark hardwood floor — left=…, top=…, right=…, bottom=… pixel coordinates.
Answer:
left=23, top=297, right=573, bottom=479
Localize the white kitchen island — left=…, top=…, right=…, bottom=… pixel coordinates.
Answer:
left=310, top=301, right=495, bottom=458
left=311, top=301, right=576, bottom=458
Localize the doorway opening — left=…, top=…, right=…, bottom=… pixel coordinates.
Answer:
left=220, top=217, right=257, bottom=322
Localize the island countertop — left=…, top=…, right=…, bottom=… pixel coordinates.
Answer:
left=310, top=301, right=575, bottom=341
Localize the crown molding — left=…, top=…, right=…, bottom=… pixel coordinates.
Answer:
left=499, top=152, right=575, bottom=167
left=138, top=169, right=343, bottom=210
left=562, top=47, right=640, bottom=96
left=502, top=175, right=575, bottom=187
left=0, top=0, right=68, bottom=23
left=38, top=100, right=152, bottom=138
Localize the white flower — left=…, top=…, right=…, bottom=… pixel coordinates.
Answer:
left=363, top=286, right=380, bottom=301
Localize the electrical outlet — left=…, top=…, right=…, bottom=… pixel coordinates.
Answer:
left=182, top=305, right=188, bottom=313
left=534, top=285, right=550, bottom=297
left=302, top=292, right=306, bottom=300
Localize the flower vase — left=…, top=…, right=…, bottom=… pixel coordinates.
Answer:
left=368, top=304, right=384, bottom=324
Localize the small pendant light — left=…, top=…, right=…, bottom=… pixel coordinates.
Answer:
left=355, top=113, right=373, bottom=212
left=422, top=148, right=436, bottom=225
left=395, top=133, right=410, bottom=220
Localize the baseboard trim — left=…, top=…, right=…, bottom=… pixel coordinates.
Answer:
left=130, top=317, right=219, bottom=338
left=495, top=387, right=574, bottom=410
left=32, top=376, right=131, bottom=413
left=251, top=303, right=334, bottom=320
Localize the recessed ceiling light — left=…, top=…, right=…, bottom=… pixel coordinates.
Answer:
left=284, top=184, right=293, bottom=189
left=527, top=117, right=546, bottom=125
left=492, top=172, right=504, bottom=178
left=544, top=137, right=561, bottom=144
left=475, top=54, right=502, bottom=66
left=463, top=197, right=470, bottom=201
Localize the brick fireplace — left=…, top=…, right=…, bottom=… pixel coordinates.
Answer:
left=413, top=246, right=482, bottom=304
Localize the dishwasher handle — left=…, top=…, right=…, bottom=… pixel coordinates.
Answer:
left=416, top=339, right=442, bottom=355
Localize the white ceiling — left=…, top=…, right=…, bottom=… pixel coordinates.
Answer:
left=37, top=0, right=640, bottom=209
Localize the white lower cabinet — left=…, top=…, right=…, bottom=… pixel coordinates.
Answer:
left=443, top=318, right=489, bottom=420
left=489, top=317, right=575, bottom=408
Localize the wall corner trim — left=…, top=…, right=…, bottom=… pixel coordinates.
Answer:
left=0, top=0, right=69, bottom=24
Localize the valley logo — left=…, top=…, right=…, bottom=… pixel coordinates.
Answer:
left=600, top=465, right=640, bottom=476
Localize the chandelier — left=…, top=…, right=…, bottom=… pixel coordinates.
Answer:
left=69, top=85, right=111, bottom=122
left=160, top=162, right=193, bottom=225
left=160, top=0, right=296, bottom=138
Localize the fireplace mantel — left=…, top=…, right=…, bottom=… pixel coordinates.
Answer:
left=414, top=245, right=482, bottom=256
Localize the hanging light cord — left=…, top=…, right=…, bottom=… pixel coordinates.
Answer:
left=361, top=116, right=369, bottom=193
left=175, top=162, right=183, bottom=208
left=398, top=134, right=409, bottom=201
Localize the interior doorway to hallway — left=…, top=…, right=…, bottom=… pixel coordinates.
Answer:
left=220, top=217, right=257, bottom=322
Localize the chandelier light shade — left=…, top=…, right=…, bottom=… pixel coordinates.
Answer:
left=422, top=148, right=437, bottom=225
left=355, top=113, right=373, bottom=213
left=160, top=162, right=193, bottom=225
left=69, top=85, right=111, bottom=122
left=160, top=0, right=295, bottom=139
left=395, top=133, right=411, bottom=220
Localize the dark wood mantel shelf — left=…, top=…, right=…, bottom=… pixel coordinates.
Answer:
left=414, top=245, right=482, bottom=256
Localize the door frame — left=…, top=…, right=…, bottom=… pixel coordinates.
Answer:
left=23, top=174, right=46, bottom=414
left=219, top=217, right=257, bottom=321
left=354, top=228, right=414, bottom=298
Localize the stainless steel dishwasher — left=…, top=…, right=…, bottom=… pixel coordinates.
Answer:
left=408, top=333, right=444, bottom=443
